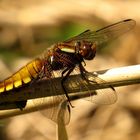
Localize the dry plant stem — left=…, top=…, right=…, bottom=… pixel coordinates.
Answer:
left=0, top=64, right=140, bottom=119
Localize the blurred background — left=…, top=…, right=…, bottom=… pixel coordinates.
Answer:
left=0, top=0, right=140, bottom=140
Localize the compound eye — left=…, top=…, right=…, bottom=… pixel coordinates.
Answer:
left=80, top=42, right=96, bottom=60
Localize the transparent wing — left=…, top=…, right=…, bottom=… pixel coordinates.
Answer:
left=84, top=72, right=117, bottom=104
left=33, top=91, right=70, bottom=125
left=66, top=67, right=117, bottom=105
left=33, top=94, right=70, bottom=124
left=64, top=19, right=135, bottom=46
left=32, top=68, right=70, bottom=125
left=57, top=100, right=69, bottom=140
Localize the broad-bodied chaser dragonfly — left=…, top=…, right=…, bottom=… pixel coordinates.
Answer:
left=0, top=19, right=135, bottom=124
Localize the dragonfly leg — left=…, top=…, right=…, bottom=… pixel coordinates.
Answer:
left=30, top=65, right=45, bottom=85
left=79, top=63, right=115, bottom=91
left=79, top=63, right=94, bottom=82
left=61, top=67, right=75, bottom=108
left=31, top=63, right=52, bottom=84
left=15, top=100, right=27, bottom=111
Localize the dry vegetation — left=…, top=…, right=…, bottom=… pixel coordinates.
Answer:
left=0, top=0, right=140, bottom=140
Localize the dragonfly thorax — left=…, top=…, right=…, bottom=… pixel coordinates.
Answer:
left=57, top=40, right=96, bottom=61
left=47, top=48, right=83, bottom=71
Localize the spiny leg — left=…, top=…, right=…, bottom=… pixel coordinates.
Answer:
left=79, top=63, right=115, bottom=91
left=15, top=100, right=27, bottom=111
left=31, top=63, right=52, bottom=84
left=61, top=67, right=75, bottom=108
left=79, top=63, right=93, bottom=82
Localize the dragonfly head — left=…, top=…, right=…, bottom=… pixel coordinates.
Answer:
left=78, top=41, right=96, bottom=60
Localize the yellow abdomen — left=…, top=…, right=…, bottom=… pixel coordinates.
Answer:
left=0, top=58, right=43, bottom=93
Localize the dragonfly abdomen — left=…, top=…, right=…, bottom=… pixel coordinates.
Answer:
left=0, top=58, right=43, bottom=93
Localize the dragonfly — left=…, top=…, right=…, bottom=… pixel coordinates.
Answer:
left=0, top=19, right=136, bottom=124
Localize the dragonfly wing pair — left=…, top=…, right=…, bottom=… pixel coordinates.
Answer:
left=65, top=19, right=136, bottom=46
